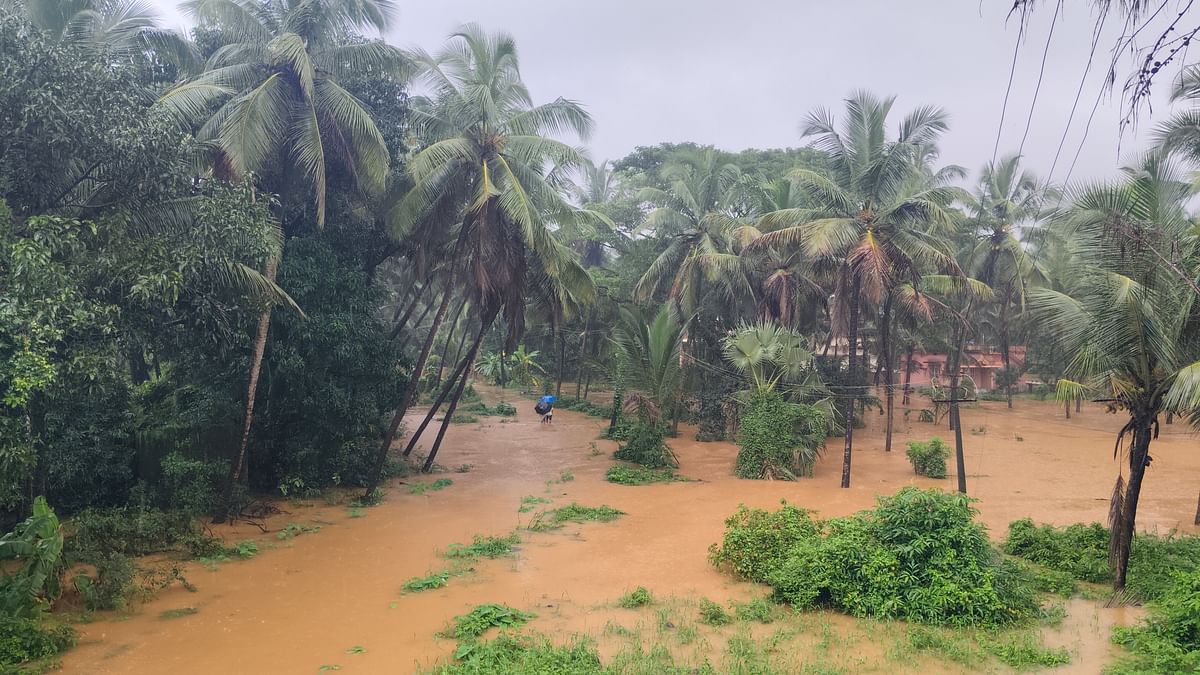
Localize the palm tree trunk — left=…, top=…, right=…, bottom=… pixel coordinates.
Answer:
left=388, top=283, right=428, bottom=340
left=841, top=277, right=861, bottom=489
left=1065, top=399, right=1071, bottom=419
left=397, top=291, right=439, bottom=351
left=1113, top=417, right=1153, bottom=589
left=881, top=294, right=894, bottom=453
left=902, top=345, right=914, bottom=406
left=575, top=311, right=591, bottom=399
left=216, top=256, right=277, bottom=523
left=1194, top=489, right=1199, bottom=526
left=556, top=326, right=565, bottom=397
left=999, top=300, right=1013, bottom=409
left=948, top=317, right=968, bottom=494
left=1076, top=396, right=1081, bottom=413
left=364, top=279, right=457, bottom=497
left=402, top=351, right=474, bottom=458
left=436, top=298, right=469, bottom=387
left=422, top=307, right=497, bottom=472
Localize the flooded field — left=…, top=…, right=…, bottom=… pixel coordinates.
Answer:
left=61, top=390, right=1197, bottom=673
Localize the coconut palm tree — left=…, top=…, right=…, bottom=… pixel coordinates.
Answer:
left=1032, top=152, right=1200, bottom=589
left=159, top=0, right=405, bottom=519
left=752, top=91, right=962, bottom=487
left=962, top=153, right=1048, bottom=408
left=634, top=149, right=748, bottom=314
left=366, top=24, right=596, bottom=479
left=161, top=0, right=406, bottom=228
left=4, top=0, right=197, bottom=67
left=612, top=305, right=685, bottom=423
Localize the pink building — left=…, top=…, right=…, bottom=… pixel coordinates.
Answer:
left=903, top=346, right=1030, bottom=392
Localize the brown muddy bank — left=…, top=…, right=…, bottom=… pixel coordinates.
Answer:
left=61, top=390, right=1197, bottom=673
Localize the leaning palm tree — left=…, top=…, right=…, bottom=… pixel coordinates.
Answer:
left=1032, top=152, right=1200, bottom=590
left=363, top=25, right=596, bottom=484
left=160, top=0, right=405, bottom=519
left=962, top=153, right=1048, bottom=408
left=753, top=91, right=962, bottom=486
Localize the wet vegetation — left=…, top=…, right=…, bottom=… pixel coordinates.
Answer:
left=0, top=0, right=1198, bottom=671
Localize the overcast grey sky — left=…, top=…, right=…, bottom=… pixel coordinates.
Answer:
left=155, top=1, right=1179, bottom=184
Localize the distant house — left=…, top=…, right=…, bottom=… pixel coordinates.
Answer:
left=903, top=346, right=1032, bottom=392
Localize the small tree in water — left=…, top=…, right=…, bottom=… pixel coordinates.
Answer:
left=1030, top=152, right=1200, bottom=589
left=722, top=321, right=830, bottom=479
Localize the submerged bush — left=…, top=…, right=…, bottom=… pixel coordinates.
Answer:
left=1110, top=569, right=1200, bottom=674
left=612, top=422, right=675, bottom=468
left=604, top=465, right=680, bottom=485
left=65, top=507, right=222, bottom=563
left=905, top=437, right=948, bottom=478
left=1003, top=519, right=1200, bottom=600
left=452, top=604, right=536, bottom=641
left=708, top=502, right=819, bottom=583
left=734, top=392, right=826, bottom=480
left=713, top=488, right=1039, bottom=627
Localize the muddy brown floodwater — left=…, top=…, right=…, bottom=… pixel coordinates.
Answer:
left=61, top=389, right=1197, bottom=674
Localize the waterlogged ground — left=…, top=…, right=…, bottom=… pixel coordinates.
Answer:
left=61, top=389, right=1198, bottom=673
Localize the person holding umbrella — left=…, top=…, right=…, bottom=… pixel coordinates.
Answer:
left=535, top=394, right=557, bottom=424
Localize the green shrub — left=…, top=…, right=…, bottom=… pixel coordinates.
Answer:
left=734, top=392, right=826, bottom=480
left=66, top=507, right=222, bottom=563
left=1110, top=569, right=1200, bottom=674
left=432, top=633, right=603, bottom=673
left=698, top=598, right=731, bottom=626
left=493, top=402, right=517, bottom=416
left=612, top=423, right=675, bottom=468
left=72, top=552, right=135, bottom=611
left=452, top=604, right=536, bottom=640
left=604, top=465, right=680, bottom=485
left=716, top=488, right=1039, bottom=627
left=617, top=587, right=652, bottom=608
left=0, top=618, right=76, bottom=669
left=708, top=501, right=819, bottom=583
left=905, top=437, right=949, bottom=479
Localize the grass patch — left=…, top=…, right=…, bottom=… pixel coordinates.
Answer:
left=451, top=604, right=536, bottom=641
left=347, top=507, right=366, bottom=518
left=402, top=570, right=451, bottom=592
left=444, top=533, right=519, bottom=560
left=518, top=495, right=552, bottom=513
left=981, top=632, right=1070, bottom=668
left=158, top=607, right=198, bottom=620
left=275, top=522, right=320, bottom=541
left=733, top=597, right=777, bottom=623
left=551, top=503, right=624, bottom=523
left=605, top=465, right=682, bottom=485
left=617, top=587, right=653, bottom=608
left=349, top=488, right=384, bottom=508
left=430, top=633, right=602, bottom=673
left=408, top=478, right=454, bottom=495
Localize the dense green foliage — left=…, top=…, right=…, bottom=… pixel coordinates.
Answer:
left=0, top=617, right=75, bottom=670
left=1109, top=569, right=1200, bottom=674
left=905, top=438, right=949, bottom=479
left=713, top=489, right=1039, bottom=626
left=734, top=392, right=826, bottom=479
left=1003, top=519, right=1200, bottom=600
left=451, top=604, right=536, bottom=641
left=612, top=422, right=674, bottom=469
